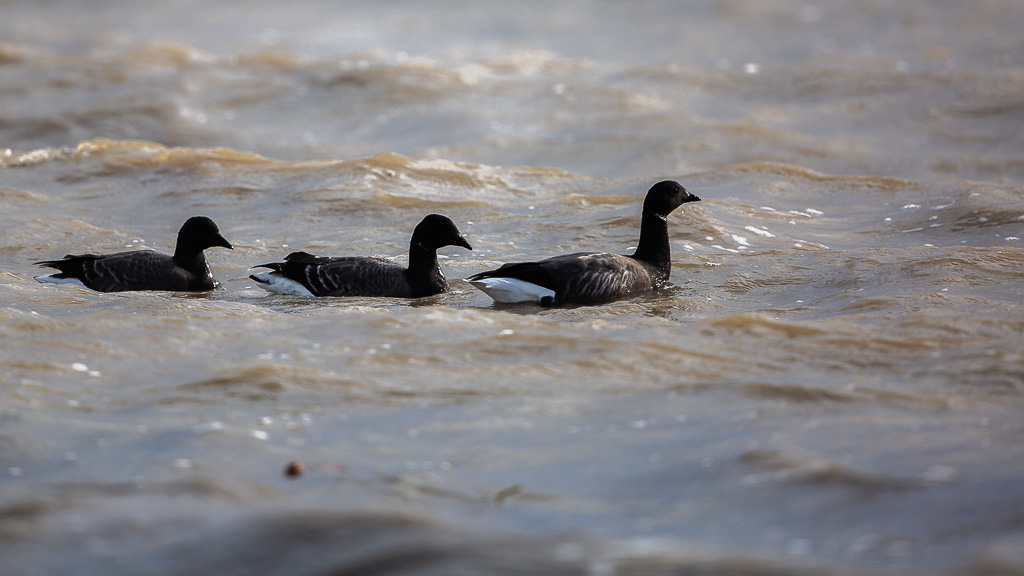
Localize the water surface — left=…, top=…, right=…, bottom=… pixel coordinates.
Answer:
left=2, top=1, right=1024, bottom=574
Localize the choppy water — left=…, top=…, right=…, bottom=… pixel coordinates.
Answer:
left=2, top=1, right=1024, bottom=574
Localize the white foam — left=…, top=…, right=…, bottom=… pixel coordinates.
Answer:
left=468, top=277, right=555, bottom=304
left=744, top=225, right=776, bottom=238
left=250, top=272, right=314, bottom=296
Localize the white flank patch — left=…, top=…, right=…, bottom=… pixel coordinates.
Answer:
left=34, top=274, right=87, bottom=288
left=468, top=277, right=556, bottom=304
left=250, top=272, right=314, bottom=297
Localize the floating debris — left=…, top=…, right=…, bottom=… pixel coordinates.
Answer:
left=284, top=460, right=305, bottom=479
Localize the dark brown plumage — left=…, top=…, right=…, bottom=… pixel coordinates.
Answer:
left=35, top=216, right=233, bottom=292
left=250, top=214, right=472, bottom=298
left=468, top=180, right=700, bottom=305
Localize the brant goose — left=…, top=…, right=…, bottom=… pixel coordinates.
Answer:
left=250, top=214, right=472, bottom=298
left=468, top=180, right=700, bottom=305
left=35, top=216, right=233, bottom=292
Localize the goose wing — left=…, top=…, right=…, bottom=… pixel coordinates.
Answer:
left=37, top=251, right=190, bottom=292
left=470, top=252, right=657, bottom=304
left=255, top=251, right=411, bottom=297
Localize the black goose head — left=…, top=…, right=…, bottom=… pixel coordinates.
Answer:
left=176, top=216, right=233, bottom=253
left=411, top=214, right=472, bottom=252
left=642, top=180, right=700, bottom=219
